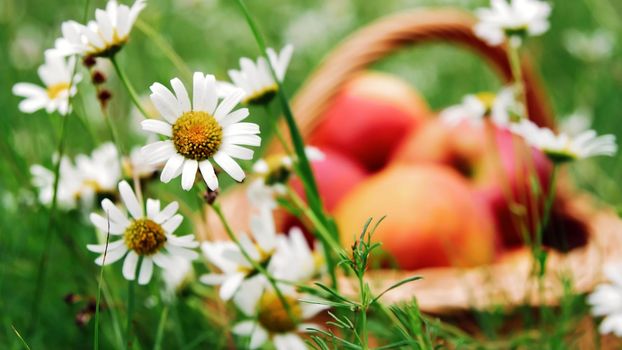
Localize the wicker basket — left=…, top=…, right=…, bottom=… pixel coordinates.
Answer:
left=201, top=9, right=622, bottom=315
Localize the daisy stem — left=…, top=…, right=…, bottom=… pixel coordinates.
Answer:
left=507, top=43, right=528, bottom=120
left=235, top=0, right=340, bottom=288
left=134, top=19, right=193, bottom=82
left=29, top=114, right=69, bottom=331
left=211, top=203, right=296, bottom=322
left=110, top=55, right=150, bottom=119
left=532, top=164, right=559, bottom=277
left=125, top=279, right=136, bottom=350
left=94, top=225, right=112, bottom=350
left=285, top=186, right=340, bottom=288
left=234, top=0, right=325, bottom=218
left=153, top=303, right=169, bottom=350
left=285, top=186, right=342, bottom=255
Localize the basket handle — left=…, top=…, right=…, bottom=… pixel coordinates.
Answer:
left=287, top=8, right=554, bottom=139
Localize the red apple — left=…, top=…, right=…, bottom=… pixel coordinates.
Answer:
left=392, top=119, right=553, bottom=246
left=280, top=148, right=369, bottom=242
left=334, top=164, right=498, bottom=270
left=291, top=148, right=369, bottom=212
left=309, top=71, right=430, bottom=172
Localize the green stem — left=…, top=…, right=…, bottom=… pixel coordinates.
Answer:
left=93, top=228, right=112, bottom=350
left=235, top=0, right=340, bottom=289
left=134, top=19, right=193, bottom=82
left=285, top=186, right=339, bottom=287
left=126, top=280, right=136, bottom=350
left=507, top=43, right=528, bottom=120
left=110, top=55, right=150, bottom=119
left=358, top=276, right=368, bottom=350
left=29, top=114, right=69, bottom=331
left=153, top=304, right=170, bottom=350
left=285, top=186, right=342, bottom=254
left=212, top=203, right=296, bottom=322
left=532, top=165, right=559, bottom=277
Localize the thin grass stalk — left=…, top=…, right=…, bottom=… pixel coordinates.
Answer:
left=94, top=216, right=112, bottom=350
left=234, top=0, right=339, bottom=288
left=29, top=114, right=69, bottom=330
left=134, top=19, right=193, bottom=82
left=126, top=279, right=136, bottom=350
left=153, top=304, right=170, bottom=350
left=110, top=55, right=150, bottom=119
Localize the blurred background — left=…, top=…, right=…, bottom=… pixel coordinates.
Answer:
left=1, top=0, right=621, bottom=347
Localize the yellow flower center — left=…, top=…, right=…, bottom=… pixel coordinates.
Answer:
left=124, top=219, right=167, bottom=255
left=172, top=111, right=223, bottom=161
left=47, top=83, right=70, bottom=99
left=262, top=154, right=291, bottom=185
left=257, top=292, right=302, bottom=333
left=244, top=84, right=278, bottom=105
left=475, top=92, right=497, bottom=115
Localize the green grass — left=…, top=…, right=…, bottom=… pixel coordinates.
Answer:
left=1, top=0, right=621, bottom=348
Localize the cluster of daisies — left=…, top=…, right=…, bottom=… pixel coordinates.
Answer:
left=441, top=0, right=618, bottom=165
left=14, top=0, right=329, bottom=347
left=469, top=0, right=621, bottom=337
left=13, top=0, right=622, bottom=344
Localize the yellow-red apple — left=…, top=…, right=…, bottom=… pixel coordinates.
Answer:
left=392, top=119, right=553, bottom=246
left=309, top=71, right=430, bottom=172
left=334, top=164, right=498, bottom=270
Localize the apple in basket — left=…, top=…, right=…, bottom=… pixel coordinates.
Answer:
left=391, top=119, right=553, bottom=246
left=308, top=71, right=430, bottom=172
left=334, top=164, right=498, bottom=270
left=290, top=148, right=369, bottom=212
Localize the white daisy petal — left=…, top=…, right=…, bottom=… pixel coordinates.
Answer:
left=122, top=251, right=139, bottom=280
left=146, top=199, right=161, bottom=220
left=95, top=245, right=128, bottom=266
left=232, top=321, right=257, bottom=336
left=162, top=214, right=183, bottom=233
left=87, top=239, right=126, bottom=253
left=141, top=119, right=173, bottom=137
left=214, top=89, right=244, bottom=120
left=249, top=327, right=269, bottom=349
left=89, top=213, right=125, bottom=234
left=137, top=257, right=154, bottom=285
left=221, top=144, right=254, bottom=160
left=181, top=159, right=198, bottom=191
left=154, top=201, right=180, bottom=224
left=101, top=198, right=130, bottom=227
left=198, top=160, right=219, bottom=190
left=220, top=272, right=245, bottom=300
left=213, top=152, right=245, bottom=182
left=118, top=181, right=143, bottom=219
left=171, top=78, right=191, bottom=113
left=160, top=153, right=185, bottom=183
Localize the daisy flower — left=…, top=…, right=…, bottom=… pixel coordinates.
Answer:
left=52, top=0, right=146, bottom=58
left=123, top=146, right=159, bottom=179
left=200, top=207, right=277, bottom=300
left=87, top=180, right=199, bottom=285
left=30, top=156, right=83, bottom=210
left=271, top=227, right=324, bottom=283
left=511, top=119, right=617, bottom=163
left=474, top=0, right=552, bottom=47
left=162, top=256, right=194, bottom=300
left=75, top=142, right=121, bottom=201
left=12, top=53, right=81, bottom=116
left=440, top=87, right=521, bottom=128
left=219, top=45, right=294, bottom=105
left=588, top=264, right=622, bottom=336
left=232, top=281, right=328, bottom=350
left=248, top=146, right=324, bottom=208
left=141, top=72, right=261, bottom=191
